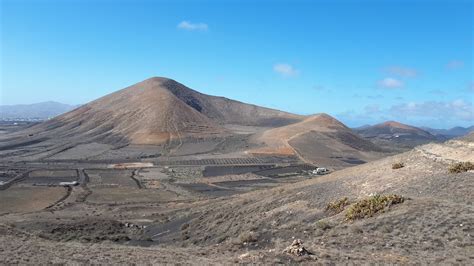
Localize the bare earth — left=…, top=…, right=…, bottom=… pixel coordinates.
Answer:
left=0, top=137, right=472, bottom=264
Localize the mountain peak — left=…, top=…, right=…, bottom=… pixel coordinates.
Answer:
left=304, top=113, right=348, bottom=129
left=378, top=121, right=414, bottom=130
left=23, top=78, right=303, bottom=146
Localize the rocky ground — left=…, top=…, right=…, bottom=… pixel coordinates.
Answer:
left=0, top=138, right=473, bottom=264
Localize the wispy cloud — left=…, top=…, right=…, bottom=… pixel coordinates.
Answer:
left=446, top=60, right=464, bottom=69
left=337, top=99, right=473, bottom=128
left=429, top=89, right=446, bottom=95
left=367, top=94, right=384, bottom=99
left=364, top=104, right=381, bottom=113
left=378, top=77, right=404, bottom=89
left=177, top=21, right=208, bottom=31
left=273, top=63, right=299, bottom=77
left=389, top=99, right=473, bottom=121
left=385, top=66, right=418, bottom=78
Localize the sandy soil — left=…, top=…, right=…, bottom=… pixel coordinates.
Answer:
left=0, top=186, right=67, bottom=214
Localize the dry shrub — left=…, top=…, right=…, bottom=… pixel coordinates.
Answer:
left=345, top=194, right=404, bottom=221
left=315, top=220, right=331, bottom=230
left=448, top=161, right=474, bottom=173
left=238, top=231, right=258, bottom=244
left=392, top=162, right=405, bottom=169
left=325, top=197, right=350, bottom=214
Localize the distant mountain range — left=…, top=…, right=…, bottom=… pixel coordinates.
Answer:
left=353, top=121, right=474, bottom=151
left=421, top=126, right=474, bottom=138
left=0, top=101, right=78, bottom=120
left=353, top=121, right=441, bottom=150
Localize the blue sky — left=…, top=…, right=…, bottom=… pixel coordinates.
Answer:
left=1, top=0, right=472, bottom=128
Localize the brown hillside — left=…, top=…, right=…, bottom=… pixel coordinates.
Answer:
left=249, top=113, right=382, bottom=166
left=362, top=120, right=435, bottom=138
left=158, top=78, right=304, bottom=126
left=12, top=77, right=304, bottom=146
left=27, top=78, right=227, bottom=145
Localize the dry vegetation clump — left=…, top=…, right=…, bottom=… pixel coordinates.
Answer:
left=391, top=162, right=405, bottom=169
left=345, top=194, right=404, bottom=221
left=237, top=231, right=259, bottom=244
left=325, top=197, right=350, bottom=214
left=448, top=161, right=474, bottom=173
left=315, top=220, right=331, bottom=230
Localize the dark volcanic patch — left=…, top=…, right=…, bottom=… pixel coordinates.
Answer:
left=203, top=165, right=274, bottom=177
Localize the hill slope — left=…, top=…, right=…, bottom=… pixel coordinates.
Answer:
left=154, top=138, right=473, bottom=264
left=1, top=77, right=304, bottom=147
left=422, top=126, right=474, bottom=139
left=249, top=113, right=383, bottom=167
left=160, top=78, right=303, bottom=126
left=355, top=121, right=440, bottom=150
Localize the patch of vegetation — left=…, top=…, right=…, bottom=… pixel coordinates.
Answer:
left=325, top=197, right=350, bottom=214
left=391, top=162, right=405, bottom=169
left=448, top=161, right=474, bottom=173
left=238, top=231, right=259, bottom=244
left=345, top=194, right=404, bottom=221
left=315, top=220, right=331, bottom=230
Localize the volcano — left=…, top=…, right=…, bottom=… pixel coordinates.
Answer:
left=8, top=77, right=303, bottom=146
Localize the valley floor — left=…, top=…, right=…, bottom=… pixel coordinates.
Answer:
left=0, top=135, right=473, bottom=264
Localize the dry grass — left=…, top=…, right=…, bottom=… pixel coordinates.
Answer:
left=238, top=231, right=258, bottom=244
left=315, top=220, right=331, bottom=230
left=325, top=197, right=350, bottom=214
left=345, top=194, right=404, bottom=221
left=448, top=162, right=474, bottom=173
left=391, top=162, right=405, bottom=169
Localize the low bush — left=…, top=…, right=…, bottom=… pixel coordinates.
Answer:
left=315, top=220, right=332, bottom=230
left=325, top=197, right=350, bottom=214
left=345, top=194, right=404, bottom=221
left=238, top=231, right=258, bottom=244
left=448, top=161, right=474, bottom=173
left=391, top=162, right=404, bottom=169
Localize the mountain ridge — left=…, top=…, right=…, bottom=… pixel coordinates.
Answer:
left=0, top=101, right=78, bottom=120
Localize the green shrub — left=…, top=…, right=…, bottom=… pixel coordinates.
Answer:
left=448, top=162, right=474, bottom=173
left=391, top=162, right=404, bottom=169
left=345, top=194, right=404, bottom=221
left=325, top=197, right=350, bottom=214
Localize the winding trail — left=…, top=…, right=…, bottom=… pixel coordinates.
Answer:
left=130, top=169, right=143, bottom=189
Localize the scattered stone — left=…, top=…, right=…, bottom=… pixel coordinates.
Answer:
left=238, top=253, right=250, bottom=260
left=283, top=239, right=312, bottom=257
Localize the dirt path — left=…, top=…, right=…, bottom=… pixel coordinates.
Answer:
left=75, top=169, right=92, bottom=203
left=130, top=169, right=143, bottom=189
left=45, top=186, right=72, bottom=210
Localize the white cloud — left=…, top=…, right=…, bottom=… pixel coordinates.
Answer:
left=177, top=21, right=208, bottom=31
left=386, top=66, right=418, bottom=78
left=337, top=99, right=473, bottom=128
left=378, top=77, right=404, bottom=89
left=389, top=99, right=473, bottom=121
left=273, top=63, right=299, bottom=77
left=446, top=60, right=464, bottom=69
